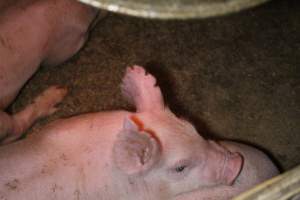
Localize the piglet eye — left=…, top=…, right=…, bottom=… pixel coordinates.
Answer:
left=175, top=165, right=186, bottom=173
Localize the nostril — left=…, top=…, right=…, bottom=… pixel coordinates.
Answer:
left=223, top=152, right=244, bottom=185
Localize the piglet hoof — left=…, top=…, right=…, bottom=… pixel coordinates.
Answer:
left=32, top=86, right=68, bottom=118
left=0, top=86, right=67, bottom=145
left=121, top=65, right=164, bottom=112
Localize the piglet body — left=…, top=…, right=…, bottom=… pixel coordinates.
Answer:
left=0, top=66, right=279, bottom=199
left=0, top=0, right=99, bottom=143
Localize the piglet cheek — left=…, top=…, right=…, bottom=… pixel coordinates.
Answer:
left=223, top=152, right=243, bottom=185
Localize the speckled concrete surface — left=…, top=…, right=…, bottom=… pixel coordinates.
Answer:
left=9, top=0, right=299, bottom=171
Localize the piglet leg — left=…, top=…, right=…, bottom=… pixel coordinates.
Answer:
left=121, top=65, right=165, bottom=113
left=0, top=86, right=67, bottom=144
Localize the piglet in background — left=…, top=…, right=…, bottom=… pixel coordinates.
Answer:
left=0, top=0, right=101, bottom=144
left=0, top=66, right=279, bottom=199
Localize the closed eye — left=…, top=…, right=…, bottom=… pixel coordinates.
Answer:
left=171, top=159, right=192, bottom=174
left=168, top=160, right=194, bottom=180
left=175, top=165, right=187, bottom=173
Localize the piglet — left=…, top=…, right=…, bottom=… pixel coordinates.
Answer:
left=0, top=66, right=279, bottom=200
left=0, top=0, right=101, bottom=143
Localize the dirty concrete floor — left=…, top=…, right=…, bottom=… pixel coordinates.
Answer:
left=11, top=0, right=299, bottom=171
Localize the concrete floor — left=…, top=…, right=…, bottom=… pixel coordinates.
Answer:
left=11, top=0, right=299, bottom=171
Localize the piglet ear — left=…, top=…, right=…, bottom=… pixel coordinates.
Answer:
left=113, top=117, right=161, bottom=175
left=121, top=65, right=165, bottom=113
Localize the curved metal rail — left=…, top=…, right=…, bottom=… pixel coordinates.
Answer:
left=234, top=165, right=300, bottom=200
left=78, top=0, right=271, bottom=19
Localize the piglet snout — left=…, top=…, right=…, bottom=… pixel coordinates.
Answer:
left=223, top=152, right=243, bottom=185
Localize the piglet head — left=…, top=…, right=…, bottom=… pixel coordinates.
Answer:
left=155, top=111, right=243, bottom=191
left=112, top=114, right=243, bottom=196
left=113, top=65, right=243, bottom=196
